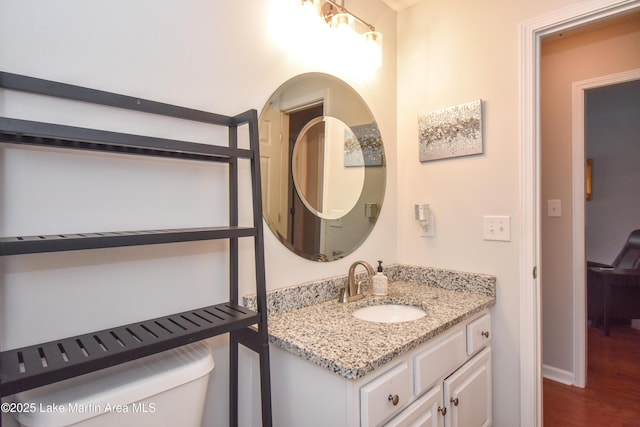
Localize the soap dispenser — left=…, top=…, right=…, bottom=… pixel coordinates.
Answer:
left=372, top=260, right=388, bottom=296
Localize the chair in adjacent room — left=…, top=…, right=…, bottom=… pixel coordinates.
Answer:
left=587, top=229, right=640, bottom=335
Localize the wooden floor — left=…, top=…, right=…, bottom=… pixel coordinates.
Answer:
left=543, top=323, right=640, bottom=426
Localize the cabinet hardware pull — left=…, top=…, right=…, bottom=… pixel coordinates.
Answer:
left=450, top=397, right=459, bottom=406
left=481, top=331, right=490, bottom=338
left=388, top=394, right=399, bottom=406
left=438, top=406, right=447, bottom=416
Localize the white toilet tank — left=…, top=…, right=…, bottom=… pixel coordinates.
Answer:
left=11, top=341, right=214, bottom=427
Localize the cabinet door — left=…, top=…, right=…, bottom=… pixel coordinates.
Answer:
left=443, top=347, right=491, bottom=427
left=385, top=384, right=444, bottom=427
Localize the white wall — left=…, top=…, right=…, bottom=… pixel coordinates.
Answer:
left=0, top=1, right=397, bottom=426
left=394, top=1, right=601, bottom=425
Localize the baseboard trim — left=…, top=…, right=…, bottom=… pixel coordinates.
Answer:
left=542, top=364, right=574, bottom=385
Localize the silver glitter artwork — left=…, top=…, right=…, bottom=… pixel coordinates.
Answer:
left=344, top=122, right=383, bottom=167
left=418, top=99, right=483, bottom=162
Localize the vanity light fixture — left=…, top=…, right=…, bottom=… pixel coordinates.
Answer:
left=298, top=0, right=382, bottom=68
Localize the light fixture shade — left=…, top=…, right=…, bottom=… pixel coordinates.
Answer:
left=331, top=12, right=354, bottom=29
left=299, top=0, right=320, bottom=20
left=364, top=30, right=382, bottom=45
left=363, top=30, right=383, bottom=68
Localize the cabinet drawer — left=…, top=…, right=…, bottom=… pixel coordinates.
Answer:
left=361, top=362, right=412, bottom=427
left=414, top=328, right=466, bottom=396
left=466, top=313, right=491, bottom=355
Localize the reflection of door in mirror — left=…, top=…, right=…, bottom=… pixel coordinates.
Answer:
left=288, top=105, right=324, bottom=256
left=293, top=118, right=325, bottom=215
left=260, top=105, right=290, bottom=240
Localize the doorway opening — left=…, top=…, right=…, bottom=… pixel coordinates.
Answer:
left=578, top=73, right=640, bottom=383
left=541, top=73, right=640, bottom=426
left=520, top=1, right=640, bottom=425
left=287, top=104, right=324, bottom=256
left=540, top=17, right=640, bottom=387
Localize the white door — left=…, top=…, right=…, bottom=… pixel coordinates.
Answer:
left=259, top=107, right=290, bottom=238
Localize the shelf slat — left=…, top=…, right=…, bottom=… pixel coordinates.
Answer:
left=0, top=72, right=235, bottom=127
left=0, top=117, right=254, bottom=162
left=0, top=226, right=257, bottom=255
left=0, top=302, right=259, bottom=397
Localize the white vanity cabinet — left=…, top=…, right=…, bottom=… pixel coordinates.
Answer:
left=269, top=311, right=492, bottom=427
left=388, top=312, right=491, bottom=427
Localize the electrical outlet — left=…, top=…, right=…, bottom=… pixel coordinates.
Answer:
left=483, top=215, right=511, bottom=241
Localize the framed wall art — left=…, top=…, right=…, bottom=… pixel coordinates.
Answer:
left=418, top=99, right=483, bottom=162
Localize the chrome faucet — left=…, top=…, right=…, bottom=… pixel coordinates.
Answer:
left=338, top=261, right=375, bottom=303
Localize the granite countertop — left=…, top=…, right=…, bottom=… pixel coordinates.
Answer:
left=245, top=264, right=496, bottom=380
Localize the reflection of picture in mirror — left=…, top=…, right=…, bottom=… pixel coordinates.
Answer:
left=418, top=99, right=483, bottom=162
left=344, top=123, right=383, bottom=167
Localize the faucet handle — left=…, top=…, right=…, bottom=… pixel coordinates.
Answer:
left=337, top=283, right=365, bottom=303
left=337, top=285, right=348, bottom=303
left=356, top=278, right=368, bottom=295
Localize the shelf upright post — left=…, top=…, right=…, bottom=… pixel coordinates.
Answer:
left=247, top=109, right=273, bottom=427
left=228, top=119, right=240, bottom=427
left=228, top=110, right=273, bottom=426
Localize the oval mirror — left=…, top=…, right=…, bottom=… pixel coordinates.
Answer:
left=259, top=73, right=385, bottom=262
left=259, top=73, right=386, bottom=261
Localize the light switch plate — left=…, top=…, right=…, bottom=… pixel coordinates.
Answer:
left=483, top=215, right=511, bottom=241
left=548, top=199, right=562, bottom=217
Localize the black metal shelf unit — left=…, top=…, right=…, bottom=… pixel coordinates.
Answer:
left=0, top=72, right=272, bottom=426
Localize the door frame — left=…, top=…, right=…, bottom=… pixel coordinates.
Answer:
left=571, top=68, right=640, bottom=388
left=519, top=1, right=640, bottom=425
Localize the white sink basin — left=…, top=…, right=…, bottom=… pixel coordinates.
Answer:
left=352, top=304, right=427, bottom=323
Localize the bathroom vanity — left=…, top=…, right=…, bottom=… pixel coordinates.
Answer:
left=254, top=73, right=496, bottom=426
left=245, top=264, right=496, bottom=426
